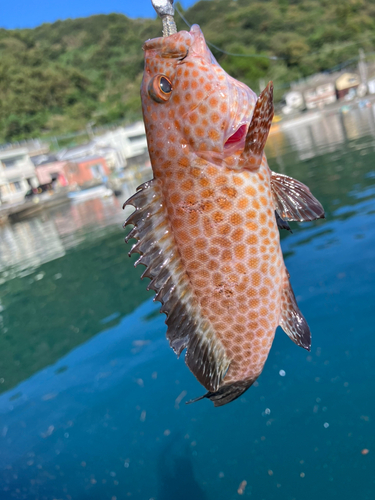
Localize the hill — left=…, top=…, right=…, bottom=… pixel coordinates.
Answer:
left=1, top=0, right=375, bottom=142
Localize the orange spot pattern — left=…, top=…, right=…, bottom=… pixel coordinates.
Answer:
left=141, top=26, right=284, bottom=385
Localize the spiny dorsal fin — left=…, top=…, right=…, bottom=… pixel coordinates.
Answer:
left=239, top=81, right=274, bottom=171
left=271, top=172, right=325, bottom=222
left=280, top=270, right=311, bottom=351
left=123, top=179, right=230, bottom=392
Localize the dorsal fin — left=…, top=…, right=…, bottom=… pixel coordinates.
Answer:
left=271, top=172, right=325, bottom=222
left=123, top=180, right=230, bottom=392
left=279, top=270, right=311, bottom=351
left=239, top=81, right=274, bottom=171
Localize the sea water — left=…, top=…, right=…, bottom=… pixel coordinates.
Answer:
left=0, top=107, right=374, bottom=499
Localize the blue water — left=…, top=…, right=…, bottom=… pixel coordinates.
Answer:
left=0, top=109, right=375, bottom=499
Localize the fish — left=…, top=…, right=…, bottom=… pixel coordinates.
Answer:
left=123, top=23, right=324, bottom=407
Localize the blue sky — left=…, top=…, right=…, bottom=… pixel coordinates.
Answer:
left=0, top=0, right=197, bottom=29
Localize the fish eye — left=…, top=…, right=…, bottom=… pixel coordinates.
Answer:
left=160, top=76, right=172, bottom=94
left=148, top=74, right=173, bottom=103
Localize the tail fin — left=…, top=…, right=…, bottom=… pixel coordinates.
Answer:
left=186, top=379, right=256, bottom=407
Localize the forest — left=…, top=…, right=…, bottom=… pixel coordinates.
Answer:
left=1, top=0, right=375, bottom=142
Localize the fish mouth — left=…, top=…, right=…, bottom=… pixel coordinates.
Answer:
left=224, top=124, right=248, bottom=152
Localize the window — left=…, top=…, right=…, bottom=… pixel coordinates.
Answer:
left=128, top=134, right=146, bottom=143
left=10, top=181, right=22, bottom=192
left=1, top=156, right=24, bottom=168
left=90, top=164, right=105, bottom=179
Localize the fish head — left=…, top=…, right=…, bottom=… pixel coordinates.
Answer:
left=142, top=25, right=261, bottom=169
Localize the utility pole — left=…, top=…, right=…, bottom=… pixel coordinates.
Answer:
left=358, top=48, right=367, bottom=85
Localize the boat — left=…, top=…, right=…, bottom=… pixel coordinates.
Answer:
left=68, top=185, right=114, bottom=202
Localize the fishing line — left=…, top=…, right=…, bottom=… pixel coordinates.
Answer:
left=175, top=4, right=375, bottom=64
left=174, top=4, right=282, bottom=61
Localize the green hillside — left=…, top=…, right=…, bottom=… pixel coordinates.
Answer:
left=1, top=0, right=375, bottom=142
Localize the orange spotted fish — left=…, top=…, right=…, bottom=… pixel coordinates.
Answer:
left=124, top=9, right=324, bottom=406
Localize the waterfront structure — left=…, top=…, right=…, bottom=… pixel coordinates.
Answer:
left=62, top=156, right=110, bottom=187
left=57, top=121, right=149, bottom=172
left=284, top=90, right=304, bottom=111
left=335, top=73, right=361, bottom=99
left=0, top=148, right=38, bottom=204
left=32, top=154, right=69, bottom=187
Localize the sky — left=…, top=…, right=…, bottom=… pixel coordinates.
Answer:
left=0, top=0, right=197, bottom=29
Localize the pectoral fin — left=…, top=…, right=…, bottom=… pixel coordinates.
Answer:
left=239, top=81, right=274, bottom=170
left=280, top=271, right=311, bottom=351
left=271, top=172, right=325, bottom=222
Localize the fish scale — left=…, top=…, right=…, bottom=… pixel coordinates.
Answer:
left=160, top=156, right=284, bottom=386
left=124, top=22, right=324, bottom=406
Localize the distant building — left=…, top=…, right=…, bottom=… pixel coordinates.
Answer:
left=335, top=73, right=360, bottom=99
left=31, top=154, right=69, bottom=187
left=285, top=90, right=304, bottom=110
left=0, top=148, right=38, bottom=204
left=57, top=142, right=121, bottom=171
left=284, top=74, right=337, bottom=113
left=303, top=81, right=336, bottom=109
left=63, top=156, right=109, bottom=187
left=120, top=121, right=149, bottom=167
left=57, top=121, right=149, bottom=171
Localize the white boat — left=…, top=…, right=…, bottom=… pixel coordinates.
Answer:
left=68, top=185, right=113, bottom=202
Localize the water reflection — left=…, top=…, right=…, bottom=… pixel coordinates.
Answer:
left=0, top=174, right=148, bottom=278
left=0, top=109, right=375, bottom=500
left=267, top=104, right=375, bottom=162
left=0, top=218, right=65, bottom=276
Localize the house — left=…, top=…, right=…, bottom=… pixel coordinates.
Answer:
left=0, top=148, right=39, bottom=204
left=303, top=81, right=336, bottom=109
left=31, top=154, right=69, bottom=187
left=57, top=142, right=122, bottom=172
left=63, top=156, right=110, bottom=187
left=335, top=73, right=360, bottom=99
left=92, top=121, right=149, bottom=169
left=284, top=90, right=304, bottom=110
left=299, top=74, right=337, bottom=110
left=57, top=121, right=149, bottom=172
left=120, top=121, right=149, bottom=167
left=283, top=74, right=337, bottom=113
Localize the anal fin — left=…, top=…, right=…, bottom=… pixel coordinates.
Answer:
left=123, top=179, right=230, bottom=392
left=271, top=172, right=325, bottom=222
left=280, top=271, right=311, bottom=351
left=275, top=210, right=292, bottom=233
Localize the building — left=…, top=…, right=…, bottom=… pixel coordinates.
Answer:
left=283, top=74, right=338, bottom=113
left=32, top=154, right=69, bottom=187
left=0, top=148, right=38, bottom=204
left=63, top=156, right=110, bottom=187
left=303, top=81, right=336, bottom=110
left=335, top=73, right=360, bottom=99
left=284, top=90, right=304, bottom=110
left=57, top=121, right=149, bottom=172
left=119, top=121, right=149, bottom=167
